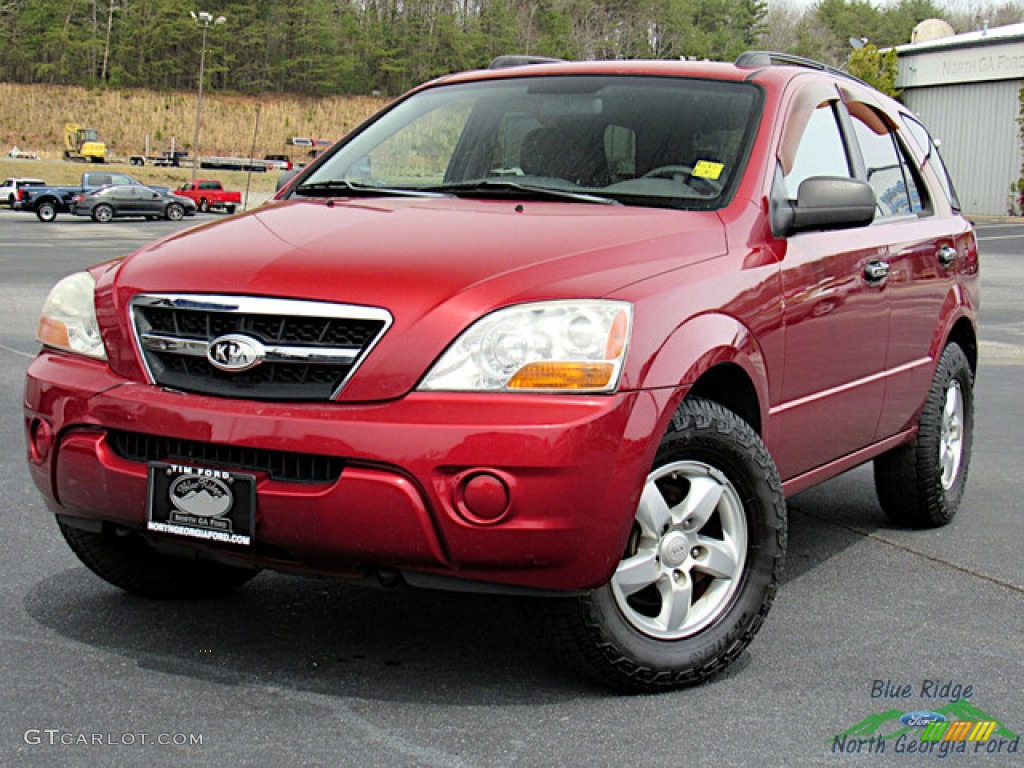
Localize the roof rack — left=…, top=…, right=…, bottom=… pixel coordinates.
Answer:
left=735, top=50, right=866, bottom=85
left=488, top=55, right=564, bottom=70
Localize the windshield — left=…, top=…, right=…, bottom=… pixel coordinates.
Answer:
left=297, top=75, right=762, bottom=210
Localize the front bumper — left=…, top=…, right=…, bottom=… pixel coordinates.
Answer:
left=25, top=351, right=674, bottom=591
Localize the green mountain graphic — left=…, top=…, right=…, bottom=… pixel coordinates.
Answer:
left=833, top=701, right=1020, bottom=743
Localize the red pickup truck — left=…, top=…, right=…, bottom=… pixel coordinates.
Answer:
left=175, top=179, right=240, bottom=213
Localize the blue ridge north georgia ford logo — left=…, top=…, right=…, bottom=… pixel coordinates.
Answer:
left=207, top=334, right=265, bottom=372
left=169, top=473, right=234, bottom=518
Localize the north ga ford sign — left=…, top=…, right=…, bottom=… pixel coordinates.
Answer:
left=897, top=38, right=1024, bottom=87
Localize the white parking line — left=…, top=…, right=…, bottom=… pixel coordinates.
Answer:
left=977, top=233, right=1024, bottom=241
left=0, top=342, right=35, bottom=359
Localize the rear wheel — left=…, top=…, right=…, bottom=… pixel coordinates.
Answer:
left=91, top=203, right=114, bottom=223
left=225, top=204, right=236, bottom=214
left=874, top=342, right=974, bottom=527
left=547, top=398, right=786, bottom=693
left=58, top=519, right=259, bottom=599
left=165, top=202, right=185, bottom=221
left=36, top=200, right=58, bottom=222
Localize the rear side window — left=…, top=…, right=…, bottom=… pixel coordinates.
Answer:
left=848, top=104, right=926, bottom=218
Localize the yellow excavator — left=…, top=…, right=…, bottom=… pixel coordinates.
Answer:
left=64, top=123, right=106, bottom=163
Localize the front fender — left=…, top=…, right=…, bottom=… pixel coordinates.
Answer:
left=632, top=311, right=772, bottom=431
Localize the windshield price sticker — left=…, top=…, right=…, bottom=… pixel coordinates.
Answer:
left=692, top=160, right=725, bottom=180
left=147, top=462, right=255, bottom=546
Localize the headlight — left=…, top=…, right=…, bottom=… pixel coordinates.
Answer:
left=419, top=300, right=631, bottom=393
left=36, top=271, right=106, bottom=360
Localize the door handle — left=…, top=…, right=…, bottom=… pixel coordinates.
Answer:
left=864, top=259, right=890, bottom=284
left=938, top=245, right=957, bottom=267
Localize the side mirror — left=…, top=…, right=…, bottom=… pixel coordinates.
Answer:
left=773, top=177, right=876, bottom=237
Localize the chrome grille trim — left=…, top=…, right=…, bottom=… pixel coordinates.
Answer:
left=139, top=333, right=361, bottom=364
left=130, top=294, right=392, bottom=401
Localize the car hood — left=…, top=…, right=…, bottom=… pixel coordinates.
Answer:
left=104, top=197, right=727, bottom=400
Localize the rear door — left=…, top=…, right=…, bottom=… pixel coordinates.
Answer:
left=846, top=106, right=975, bottom=439
left=115, top=186, right=143, bottom=216
left=137, top=187, right=164, bottom=217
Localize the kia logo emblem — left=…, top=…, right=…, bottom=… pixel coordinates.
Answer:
left=207, top=334, right=264, bottom=372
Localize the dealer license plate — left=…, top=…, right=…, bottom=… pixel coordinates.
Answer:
left=147, top=462, right=255, bottom=546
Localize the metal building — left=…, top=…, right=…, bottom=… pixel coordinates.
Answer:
left=895, top=22, right=1024, bottom=216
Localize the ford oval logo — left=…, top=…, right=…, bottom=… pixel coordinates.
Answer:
left=207, top=334, right=264, bottom=372
left=899, top=711, right=947, bottom=728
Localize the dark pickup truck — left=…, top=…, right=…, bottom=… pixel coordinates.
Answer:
left=15, top=172, right=169, bottom=222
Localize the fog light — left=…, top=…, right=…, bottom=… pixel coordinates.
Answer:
left=29, top=418, right=53, bottom=462
left=457, top=472, right=511, bottom=524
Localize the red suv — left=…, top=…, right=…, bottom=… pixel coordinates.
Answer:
left=24, top=52, right=978, bottom=692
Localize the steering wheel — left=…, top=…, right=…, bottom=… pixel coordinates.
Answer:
left=642, top=164, right=694, bottom=180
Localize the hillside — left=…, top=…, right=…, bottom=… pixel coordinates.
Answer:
left=0, top=82, right=389, bottom=164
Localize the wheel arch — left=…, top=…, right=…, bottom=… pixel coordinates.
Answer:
left=634, top=311, right=770, bottom=436
left=687, top=363, right=762, bottom=435
left=946, top=316, right=978, bottom=375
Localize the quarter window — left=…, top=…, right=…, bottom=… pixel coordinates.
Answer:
left=901, top=114, right=960, bottom=212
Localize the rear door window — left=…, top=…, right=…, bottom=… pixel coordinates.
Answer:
left=848, top=104, right=927, bottom=218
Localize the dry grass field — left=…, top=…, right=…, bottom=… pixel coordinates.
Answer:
left=0, top=82, right=389, bottom=170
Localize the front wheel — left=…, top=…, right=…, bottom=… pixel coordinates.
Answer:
left=58, top=519, right=259, bottom=599
left=198, top=198, right=210, bottom=213
left=547, top=398, right=787, bottom=693
left=874, top=342, right=974, bottom=527
left=36, top=201, right=58, bottom=222
left=165, top=202, right=185, bottom=221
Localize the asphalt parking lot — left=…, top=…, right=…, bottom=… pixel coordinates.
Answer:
left=0, top=208, right=1021, bottom=767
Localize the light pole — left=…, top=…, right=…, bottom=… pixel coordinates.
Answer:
left=190, top=10, right=226, bottom=181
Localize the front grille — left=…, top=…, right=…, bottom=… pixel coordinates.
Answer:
left=131, top=295, right=391, bottom=401
left=109, top=430, right=344, bottom=484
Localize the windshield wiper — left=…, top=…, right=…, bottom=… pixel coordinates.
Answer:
left=427, top=179, right=619, bottom=205
left=294, top=180, right=445, bottom=198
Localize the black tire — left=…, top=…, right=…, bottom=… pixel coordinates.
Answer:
left=165, top=202, right=185, bottom=221
left=225, top=204, right=236, bottom=214
left=58, top=519, right=259, bottom=599
left=92, top=203, right=114, bottom=223
left=874, top=343, right=974, bottom=528
left=36, top=200, right=58, bottom=222
left=546, top=398, right=787, bottom=693
left=198, top=198, right=210, bottom=213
